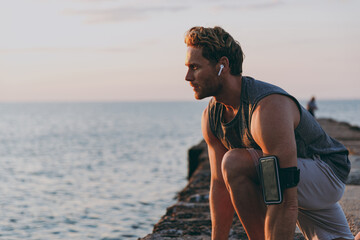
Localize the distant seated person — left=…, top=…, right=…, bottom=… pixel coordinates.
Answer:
left=307, top=96, right=318, bottom=117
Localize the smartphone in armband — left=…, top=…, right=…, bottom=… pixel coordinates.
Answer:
left=259, top=156, right=283, bottom=205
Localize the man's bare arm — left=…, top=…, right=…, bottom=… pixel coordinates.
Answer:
left=251, top=94, right=300, bottom=239
left=201, top=107, right=234, bottom=240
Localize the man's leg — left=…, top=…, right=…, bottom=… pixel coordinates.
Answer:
left=221, top=148, right=266, bottom=239
left=296, top=157, right=354, bottom=240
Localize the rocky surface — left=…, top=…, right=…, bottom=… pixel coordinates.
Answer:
left=317, top=118, right=360, bottom=156
left=141, top=118, right=360, bottom=239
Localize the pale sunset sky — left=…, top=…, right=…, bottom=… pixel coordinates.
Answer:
left=1, top=0, right=359, bottom=102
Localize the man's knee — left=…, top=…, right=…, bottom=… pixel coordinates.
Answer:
left=221, top=149, right=256, bottom=184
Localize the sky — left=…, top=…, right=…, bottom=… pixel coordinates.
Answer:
left=1, top=0, right=359, bottom=102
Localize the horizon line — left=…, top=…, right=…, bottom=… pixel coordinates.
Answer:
left=0, top=98, right=360, bottom=104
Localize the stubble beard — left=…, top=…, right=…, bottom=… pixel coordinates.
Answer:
left=194, top=80, right=222, bottom=100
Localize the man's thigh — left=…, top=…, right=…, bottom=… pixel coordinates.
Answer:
left=297, top=156, right=345, bottom=210
left=296, top=156, right=353, bottom=239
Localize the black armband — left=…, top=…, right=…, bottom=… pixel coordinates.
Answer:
left=259, top=156, right=300, bottom=205
left=279, top=167, right=300, bottom=190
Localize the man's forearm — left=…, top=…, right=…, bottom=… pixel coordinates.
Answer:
left=265, top=188, right=298, bottom=239
left=210, top=180, right=235, bottom=240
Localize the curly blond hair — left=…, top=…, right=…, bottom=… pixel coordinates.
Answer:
left=184, top=26, right=244, bottom=76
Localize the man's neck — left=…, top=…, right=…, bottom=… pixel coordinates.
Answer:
left=214, top=75, right=243, bottom=113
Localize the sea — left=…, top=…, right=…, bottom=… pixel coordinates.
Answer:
left=0, top=99, right=359, bottom=240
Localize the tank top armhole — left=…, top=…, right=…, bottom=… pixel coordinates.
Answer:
left=208, top=98, right=219, bottom=139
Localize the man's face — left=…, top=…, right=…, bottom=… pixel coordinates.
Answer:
left=185, top=47, right=221, bottom=100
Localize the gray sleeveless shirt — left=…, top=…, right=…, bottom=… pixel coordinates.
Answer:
left=208, top=76, right=351, bottom=183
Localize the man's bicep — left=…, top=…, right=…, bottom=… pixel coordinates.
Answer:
left=251, top=95, right=299, bottom=168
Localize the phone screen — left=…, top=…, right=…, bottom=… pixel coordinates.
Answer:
left=260, top=156, right=282, bottom=204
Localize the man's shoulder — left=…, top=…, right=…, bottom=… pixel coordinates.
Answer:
left=242, top=76, right=289, bottom=103
left=253, top=94, right=301, bottom=128
left=242, top=75, right=273, bottom=86
left=201, top=103, right=224, bottom=147
left=257, top=94, right=296, bottom=108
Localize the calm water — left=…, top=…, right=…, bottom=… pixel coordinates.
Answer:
left=0, top=101, right=207, bottom=240
left=0, top=100, right=359, bottom=239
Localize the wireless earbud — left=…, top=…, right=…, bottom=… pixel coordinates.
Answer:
left=218, top=64, right=224, bottom=76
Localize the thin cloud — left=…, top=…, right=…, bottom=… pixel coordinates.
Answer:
left=73, top=0, right=118, bottom=2
left=212, top=0, right=283, bottom=11
left=63, top=5, right=188, bottom=24
left=0, top=47, right=136, bottom=53
left=62, top=0, right=280, bottom=24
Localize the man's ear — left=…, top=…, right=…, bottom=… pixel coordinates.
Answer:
left=218, top=56, right=230, bottom=73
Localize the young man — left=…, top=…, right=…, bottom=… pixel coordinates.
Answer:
left=184, top=26, right=354, bottom=240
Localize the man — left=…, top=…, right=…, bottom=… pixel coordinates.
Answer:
left=184, top=26, right=354, bottom=240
